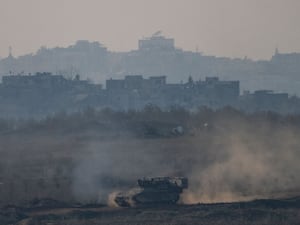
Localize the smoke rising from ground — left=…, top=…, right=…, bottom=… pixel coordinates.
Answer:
left=72, top=140, right=178, bottom=203
left=72, top=113, right=300, bottom=204
left=1, top=108, right=299, bottom=207
left=183, top=126, right=300, bottom=203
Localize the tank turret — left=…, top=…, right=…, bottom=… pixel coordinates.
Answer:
left=114, top=177, right=188, bottom=207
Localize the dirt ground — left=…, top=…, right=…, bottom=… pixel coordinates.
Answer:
left=4, top=197, right=299, bottom=225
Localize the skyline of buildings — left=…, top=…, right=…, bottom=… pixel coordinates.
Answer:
left=0, top=72, right=298, bottom=118
left=0, top=33, right=300, bottom=97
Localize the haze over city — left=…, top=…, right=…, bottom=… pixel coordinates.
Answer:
left=1, top=0, right=300, bottom=59
left=2, top=1, right=300, bottom=225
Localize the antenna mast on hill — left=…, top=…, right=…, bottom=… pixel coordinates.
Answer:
left=8, top=46, right=12, bottom=57
left=275, top=47, right=279, bottom=55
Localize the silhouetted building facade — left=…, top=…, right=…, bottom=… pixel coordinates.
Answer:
left=0, top=72, right=299, bottom=117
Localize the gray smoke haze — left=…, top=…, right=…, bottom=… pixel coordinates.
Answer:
left=71, top=119, right=300, bottom=204
left=72, top=139, right=179, bottom=203
left=183, top=125, right=300, bottom=203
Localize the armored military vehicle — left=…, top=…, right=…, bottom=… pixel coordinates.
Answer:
left=114, top=177, right=188, bottom=207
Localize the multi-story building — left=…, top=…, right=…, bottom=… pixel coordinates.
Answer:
left=138, top=32, right=175, bottom=51
left=0, top=72, right=298, bottom=117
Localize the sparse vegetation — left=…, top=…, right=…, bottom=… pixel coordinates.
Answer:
left=0, top=107, right=300, bottom=224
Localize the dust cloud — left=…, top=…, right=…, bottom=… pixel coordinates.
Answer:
left=72, top=117, right=300, bottom=204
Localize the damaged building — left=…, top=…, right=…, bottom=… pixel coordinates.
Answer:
left=105, top=75, right=239, bottom=110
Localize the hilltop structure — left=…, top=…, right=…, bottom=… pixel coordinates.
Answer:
left=138, top=32, right=175, bottom=51
left=1, top=34, right=300, bottom=95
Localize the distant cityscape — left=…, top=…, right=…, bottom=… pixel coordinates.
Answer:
left=0, top=72, right=299, bottom=118
left=0, top=33, right=300, bottom=117
left=0, top=32, right=300, bottom=96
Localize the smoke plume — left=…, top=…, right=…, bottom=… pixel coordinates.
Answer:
left=72, top=116, right=300, bottom=204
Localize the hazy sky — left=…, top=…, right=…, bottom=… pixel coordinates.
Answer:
left=0, top=0, right=299, bottom=59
